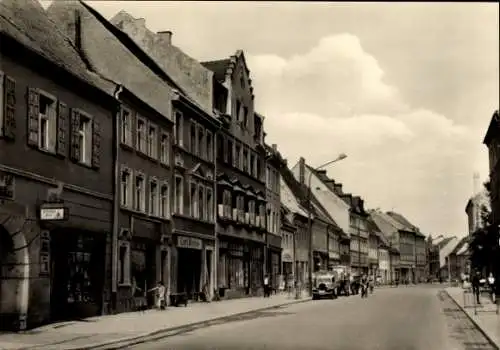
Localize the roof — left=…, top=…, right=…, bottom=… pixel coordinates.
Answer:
left=386, top=211, right=425, bottom=237
left=0, top=0, right=116, bottom=96
left=483, top=110, right=500, bottom=145
left=437, top=236, right=456, bottom=250
left=369, top=210, right=402, bottom=238
left=451, top=236, right=469, bottom=255
left=47, top=0, right=179, bottom=119
left=366, top=216, right=391, bottom=248
left=201, top=59, right=231, bottom=83
left=456, top=241, right=469, bottom=256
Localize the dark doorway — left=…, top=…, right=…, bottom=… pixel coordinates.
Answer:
left=130, top=239, right=156, bottom=308
left=177, top=248, right=202, bottom=299
left=50, top=230, right=106, bottom=321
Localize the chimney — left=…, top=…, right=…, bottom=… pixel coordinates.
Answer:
left=271, top=144, right=277, bottom=152
left=74, top=9, right=82, bottom=51
left=334, top=183, right=343, bottom=195
left=299, top=157, right=305, bottom=184
left=157, top=30, right=172, bottom=45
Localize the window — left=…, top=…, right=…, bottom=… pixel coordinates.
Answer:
left=223, top=190, right=232, bottom=217
left=267, top=204, right=272, bottom=231
left=217, top=134, right=224, bottom=161
left=136, top=117, right=147, bottom=153
left=190, top=181, right=198, bottom=218
left=235, top=100, right=241, bottom=121
left=207, top=188, right=214, bottom=222
left=147, top=124, right=157, bottom=158
left=149, top=178, right=158, bottom=216
left=266, top=166, right=271, bottom=189
left=0, top=71, right=3, bottom=133
left=248, top=200, right=256, bottom=224
left=118, top=241, right=131, bottom=285
left=160, top=132, right=169, bottom=164
left=175, top=175, right=183, bottom=214
left=235, top=144, right=241, bottom=169
left=257, top=158, right=262, bottom=181
left=77, top=114, right=92, bottom=165
left=175, top=110, right=183, bottom=147
left=38, top=93, right=56, bottom=152
left=243, top=106, right=248, bottom=128
left=198, top=126, right=205, bottom=159
left=227, top=139, right=233, bottom=165
left=206, top=131, right=213, bottom=162
left=120, top=107, right=132, bottom=145
left=250, top=154, right=256, bottom=177
left=134, top=173, right=146, bottom=212
left=190, top=122, right=197, bottom=154
left=198, top=185, right=205, bottom=220
left=160, top=183, right=169, bottom=218
left=243, top=148, right=248, bottom=173
left=120, top=167, right=132, bottom=208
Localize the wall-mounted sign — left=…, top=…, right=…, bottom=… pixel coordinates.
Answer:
left=0, top=171, right=15, bottom=200
left=39, top=206, right=68, bottom=221
left=177, top=236, right=202, bottom=250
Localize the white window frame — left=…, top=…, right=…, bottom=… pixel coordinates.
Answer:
left=190, top=121, right=197, bottom=155
left=206, top=187, right=214, bottom=222
left=120, top=106, right=133, bottom=146
left=120, top=166, right=133, bottom=208
left=198, top=125, right=205, bottom=159
left=175, top=175, right=184, bottom=214
left=0, top=71, right=4, bottom=136
left=149, top=177, right=159, bottom=216
left=160, top=181, right=170, bottom=219
left=147, top=122, right=157, bottom=159
left=160, top=131, right=170, bottom=165
left=174, top=110, right=184, bottom=147
left=136, top=115, right=147, bottom=153
left=77, top=110, right=93, bottom=165
left=38, top=90, right=57, bottom=153
left=189, top=180, right=198, bottom=218
left=198, top=184, right=205, bottom=220
left=134, top=172, right=146, bottom=212
left=117, top=239, right=131, bottom=286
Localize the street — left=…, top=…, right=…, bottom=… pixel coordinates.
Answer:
left=127, top=286, right=495, bottom=350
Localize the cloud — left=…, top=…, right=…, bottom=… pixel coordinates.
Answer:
left=247, top=33, right=477, bottom=234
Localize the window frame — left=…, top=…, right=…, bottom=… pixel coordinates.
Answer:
left=198, top=125, right=205, bottom=159
left=76, top=109, right=93, bottom=166
left=174, top=110, right=184, bottom=147
left=206, top=131, right=214, bottom=162
left=206, top=187, right=214, bottom=223
left=120, top=166, right=133, bottom=208
left=120, top=106, right=133, bottom=146
left=134, top=171, right=146, bottom=212
left=160, top=131, right=170, bottom=165
left=117, top=239, right=131, bottom=286
left=136, top=115, right=147, bottom=154
left=147, top=122, right=158, bottom=159
left=160, top=181, right=170, bottom=219
left=189, top=180, right=198, bottom=218
left=38, top=90, right=57, bottom=153
left=149, top=176, right=159, bottom=216
left=198, top=183, right=205, bottom=220
left=174, top=174, right=184, bottom=214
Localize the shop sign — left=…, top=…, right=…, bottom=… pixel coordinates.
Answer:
left=282, top=252, right=293, bottom=262
left=177, top=236, right=202, bottom=250
left=39, top=205, right=68, bottom=221
left=328, top=251, right=340, bottom=260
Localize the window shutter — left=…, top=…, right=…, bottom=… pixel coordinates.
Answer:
left=27, top=87, right=39, bottom=147
left=70, top=109, right=81, bottom=161
left=92, top=118, right=101, bottom=169
left=56, top=101, right=68, bottom=157
left=3, top=76, right=16, bottom=140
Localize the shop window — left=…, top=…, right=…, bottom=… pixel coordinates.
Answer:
left=118, top=241, right=131, bottom=286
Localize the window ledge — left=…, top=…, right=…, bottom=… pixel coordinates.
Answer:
left=136, top=149, right=159, bottom=163
left=120, top=206, right=171, bottom=222
left=118, top=283, right=132, bottom=288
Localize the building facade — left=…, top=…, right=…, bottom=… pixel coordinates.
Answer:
left=203, top=52, right=268, bottom=299
left=483, top=110, right=500, bottom=227
left=1, top=0, right=118, bottom=329
left=280, top=205, right=296, bottom=285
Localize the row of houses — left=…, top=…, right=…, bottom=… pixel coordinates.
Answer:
left=0, top=0, right=428, bottom=331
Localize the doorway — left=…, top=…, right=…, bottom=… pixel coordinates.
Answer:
left=177, top=248, right=202, bottom=299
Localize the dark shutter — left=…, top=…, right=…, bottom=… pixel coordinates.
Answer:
left=56, top=101, right=68, bottom=157
left=70, top=109, right=81, bottom=161
left=91, top=118, right=101, bottom=169
left=3, top=76, right=16, bottom=140
left=27, top=87, right=39, bottom=147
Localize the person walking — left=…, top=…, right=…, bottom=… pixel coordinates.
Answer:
left=263, top=274, right=270, bottom=298
left=472, top=271, right=482, bottom=305
left=149, top=281, right=166, bottom=310
left=488, top=272, right=496, bottom=303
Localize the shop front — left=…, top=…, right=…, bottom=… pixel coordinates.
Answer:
left=175, top=235, right=203, bottom=299
left=266, top=233, right=282, bottom=291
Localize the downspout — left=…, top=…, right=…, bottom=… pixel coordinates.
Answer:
left=213, top=119, right=222, bottom=299
left=111, top=84, right=123, bottom=312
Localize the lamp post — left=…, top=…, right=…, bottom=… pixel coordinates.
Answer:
left=307, top=153, right=347, bottom=296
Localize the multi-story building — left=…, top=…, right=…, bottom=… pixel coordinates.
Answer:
left=264, top=144, right=283, bottom=289
left=386, top=212, right=427, bottom=282
left=466, top=189, right=490, bottom=235
left=345, top=196, right=370, bottom=275
left=291, top=159, right=350, bottom=270
left=368, top=232, right=379, bottom=277
left=48, top=1, right=183, bottom=312
left=202, top=51, right=268, bottom=299
left=367, top=217, right=389, bottom=282
left=0, top=0, right=118, bottom=329
left=483, top=110, right=500, bottom=227
left=280, top=205, right=296, bottom=284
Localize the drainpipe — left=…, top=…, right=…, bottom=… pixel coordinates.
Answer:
left=111, top=85, right=123, bottom=313
left=213, top=121, right=222, bottom=299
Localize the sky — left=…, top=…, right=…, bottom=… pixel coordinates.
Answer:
left=42, top=1, right=499, bottom=237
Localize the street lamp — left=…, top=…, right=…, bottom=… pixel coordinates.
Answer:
left=307, top=153, right=347, bottom=296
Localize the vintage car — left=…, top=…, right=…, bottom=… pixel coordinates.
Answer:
left=312, top=273, right=337, bottom=300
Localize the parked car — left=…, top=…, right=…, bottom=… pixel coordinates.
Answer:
left=312, top=273, right=337, bottom=300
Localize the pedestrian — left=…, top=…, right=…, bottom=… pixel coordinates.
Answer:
left=472, top=271, right=481, bottom=305
left=360, top=274, right=368, bottom=298
left=149, top=281, right=166, bottom=310
left=263, top=274, right=270, bottom=297
left=488, top=272, right=496, bottom=303
left=131, top=276, right=145, bottom=312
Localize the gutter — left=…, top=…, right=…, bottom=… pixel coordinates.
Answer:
left=111, top=84, right=123, bottom=308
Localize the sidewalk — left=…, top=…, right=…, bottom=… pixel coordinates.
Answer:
left=0, top=293, right=311, bottom=350
left=445, top=287, right=500, bottom=348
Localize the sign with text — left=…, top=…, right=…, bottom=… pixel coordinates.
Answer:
left=177, top=236, right=203, bottom=250
left=39, top=207, right=68, bottom=221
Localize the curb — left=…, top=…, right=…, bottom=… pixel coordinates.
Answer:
left=443, top=289, right=500, bottom=350
left=26, top=298, right=312, bottom=350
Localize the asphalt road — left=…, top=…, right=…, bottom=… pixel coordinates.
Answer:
left=127, top=286, right=495, bottom=350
